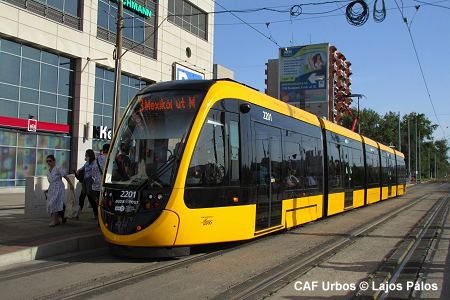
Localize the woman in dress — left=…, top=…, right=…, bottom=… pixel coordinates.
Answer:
left=46, top=155, right=74, bottom=227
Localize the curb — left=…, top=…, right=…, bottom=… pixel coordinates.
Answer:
left=0, top=232, right=106, bottom=268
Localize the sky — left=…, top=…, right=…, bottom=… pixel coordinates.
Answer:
left=212, top=0, right=450, bottom=143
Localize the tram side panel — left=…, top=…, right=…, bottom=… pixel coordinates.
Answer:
left=324, top=130, right=365, bottom=216
left=364, top=143, right=382, bottom=204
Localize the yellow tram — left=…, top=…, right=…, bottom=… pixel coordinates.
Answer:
left=99, top=79, right=407, bottom=254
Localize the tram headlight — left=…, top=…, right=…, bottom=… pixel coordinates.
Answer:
left=157, top=193, right=163, bottom=200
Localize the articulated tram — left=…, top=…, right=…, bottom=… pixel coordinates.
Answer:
left=99, top=79, right=407, bottom=254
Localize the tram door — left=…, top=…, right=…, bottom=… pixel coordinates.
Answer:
left=387, top=157, right=393, bottom=196
left=254, top=123, right=283, bottom=231
left=342, top=147, right=353, bottom=208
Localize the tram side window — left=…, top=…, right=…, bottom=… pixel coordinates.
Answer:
left=381, top=152, right=389, bottom=186
left=390, top=157, right=397, bottom=184
left=366, top=150, right=380, bottom=187
left=186, top=110, right=227, bottom=186
left=186, top=110, right=240, bottom=187
left=328, top=141, right=343, bottom=191
left=351, top=147, right=364, bottom=188
left=283, top=131, right=304, bottom=191
left=303, top=135, right=322, bottom=192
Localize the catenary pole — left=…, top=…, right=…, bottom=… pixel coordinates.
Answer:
left=415, top=116, right=418, bottom=181
left=408, top=118, right=411, bottom=181
left=112, top=0, right=123, bottom=134
left=418, top=129, right=421, bottom=182
left=398, top=111, right=401, bottom=151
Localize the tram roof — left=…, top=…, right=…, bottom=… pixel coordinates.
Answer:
left=361, top=135, right=378, bottom=148
left=321, top=119, right=362, bottom=142
left=378, top=142, right=396, bottom=155
left=394, top=149, right=405, bottom=158
left=138, top=80, right=216, bottom=95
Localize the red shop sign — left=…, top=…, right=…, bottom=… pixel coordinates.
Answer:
left=0, top=116, right=70, bottom=134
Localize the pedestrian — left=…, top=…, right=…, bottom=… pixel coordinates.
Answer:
left=92, top=144, right=110, bottom=201
left=75, top=149, right=97, bottom=219
left=45, top=155, right=74, bottom=227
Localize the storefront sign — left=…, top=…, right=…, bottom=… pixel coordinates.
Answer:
left=0, top=116, right=69, bottom=134
left=173, top=63, right=205, bottom=80
left=28, top=118, right=37, bottom=132
left=111, top=0, right=153, bottom=18
left=93, top=125, right=112, bottom=140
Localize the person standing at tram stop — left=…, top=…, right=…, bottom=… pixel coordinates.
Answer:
left=46, top=155, right=74, bottom=227
left=75, top=149, right=97, bottom=219
left=92, top=144, right=110, bottom=203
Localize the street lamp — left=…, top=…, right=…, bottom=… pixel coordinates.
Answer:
left=345, top=93, right=365, bottom=133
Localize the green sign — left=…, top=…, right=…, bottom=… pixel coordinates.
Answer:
left=111, top=0, right=153, bottom=18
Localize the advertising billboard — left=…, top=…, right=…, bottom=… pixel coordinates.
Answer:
left=173, top=63, right=205, bottom=80
left=278, top=43, right=329, bottom=118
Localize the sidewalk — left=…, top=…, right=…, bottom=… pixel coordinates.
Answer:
left=0, top=193, right=106, bottom=268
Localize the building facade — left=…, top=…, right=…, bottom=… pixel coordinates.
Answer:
left=0, top=0, right=214, bottom=189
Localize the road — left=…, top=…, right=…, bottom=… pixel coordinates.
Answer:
left=0, top=183, right=448, bottom=299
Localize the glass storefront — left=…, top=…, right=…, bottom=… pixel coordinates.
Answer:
left=92, top=66, right=151, bottom=152
left=0, top=128, right=71, bottom=187
left=0, top=38, right=73, bottom=187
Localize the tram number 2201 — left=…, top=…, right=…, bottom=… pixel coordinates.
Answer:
left=120, top=190, right=137, bottom=199
left=263, top=111, right=272, bottom=122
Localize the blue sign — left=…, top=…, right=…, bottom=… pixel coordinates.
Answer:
left=174, top=64, right=205, bottom=80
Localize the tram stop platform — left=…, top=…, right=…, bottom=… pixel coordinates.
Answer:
left=0, top=192, right=105, bottom=269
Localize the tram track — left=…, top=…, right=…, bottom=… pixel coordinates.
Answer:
left=355, top=192, right=449, bottom=299
left=50, top=189, right=437, bottom=300
left=213, top=190, right=446, bottom=300
left=0, top=184, right=440, bottom=300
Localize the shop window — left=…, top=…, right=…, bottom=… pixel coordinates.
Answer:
left=21, top=88, right=39, bottom=104
left=21, top=59, right=40, bottom=89
left=0, top=100, right=18, bottom=118
left=0, top=83, right=19, bottom=100
left=16, top=148, right=37, bottom=179
left=0, top=147, right=16, bottom=179
left=22, top=46, right=41, bottom=61
left=18, top=133, right=37, bottom=148
left=41, top=65, right=58, bottom=93
left=19, top=103, right=38, bottom=120
left=40, top=92, right=57, bottom=107
left=0, top=53, right=20, bottom=85
left=39, top=107, right=56, bottom=123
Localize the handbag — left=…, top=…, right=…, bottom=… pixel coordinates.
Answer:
left=74, top=168, right=84, bottom=182
left=64, top=190, right=77, bottom=219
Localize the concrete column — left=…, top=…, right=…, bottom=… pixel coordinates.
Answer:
left=72, top=57, right=96, bottom=171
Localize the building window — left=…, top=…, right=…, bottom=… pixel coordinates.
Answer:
left=0, top=38, right=74, bottom=124
left=92, top=65, right=151, bottom=151
left=97, top=0, right=157, bottom=59
left=0, top=38, right=73, bottom=188
left=168, top=0, right=208, bottom=40
left=2, top=0, right=81, bottom=30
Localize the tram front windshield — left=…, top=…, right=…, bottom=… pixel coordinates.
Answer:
left=105, top=89, right=204, bottom=187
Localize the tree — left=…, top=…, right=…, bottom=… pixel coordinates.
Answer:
left=340, top=108, right=449, bottom=179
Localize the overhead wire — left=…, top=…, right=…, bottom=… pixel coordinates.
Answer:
left=213, top=0, right=450, bottom=25
left=392, top=0, right=447, bottom=139
left=414, top=0, right=450, bottom=10
left=213, top=0, right=281, bottom=47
